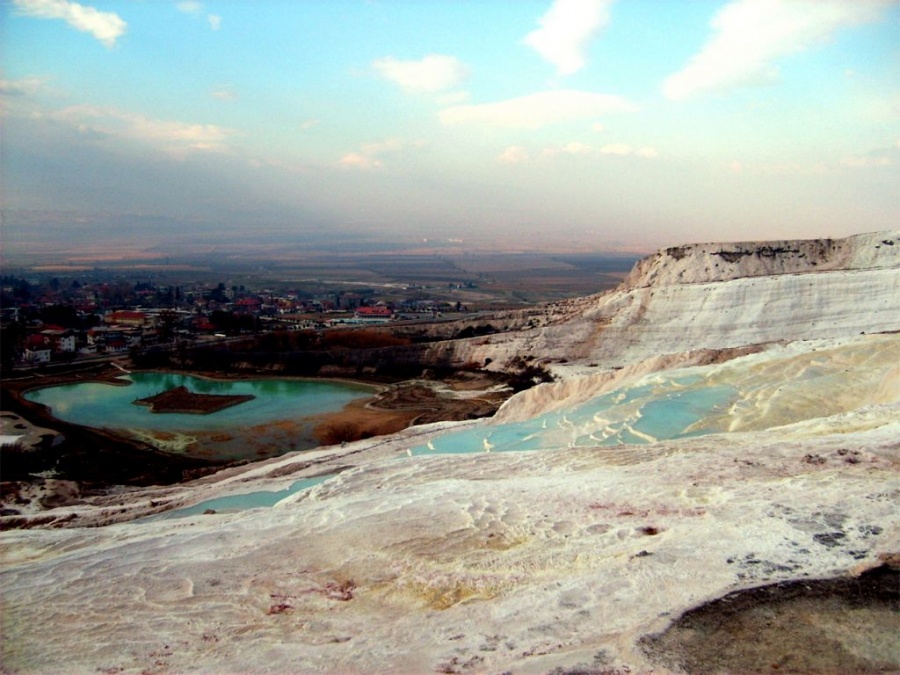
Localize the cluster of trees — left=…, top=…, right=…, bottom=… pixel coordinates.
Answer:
left=1, top=275, right=33, bottom=304
left=454, top=324, right=498, bottom=339
left=207, top=310, right=258, bottom=334
left=130, top=327, right=425, bottom=379
left=504, top=355, right=554, bottom=392
left=235, top=328, right=411, bottom=353
left=0, top=323, right=24, bottom=369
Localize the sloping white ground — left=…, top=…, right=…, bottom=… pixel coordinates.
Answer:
left=1, top=332, right=898, bottom=674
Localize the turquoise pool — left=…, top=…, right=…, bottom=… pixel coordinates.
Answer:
left=25, top=372, right=373, bottom=432
left=409, top=373, right=736, bottom=456
left=25, top=372, right=374, bottom=460
left=144, top=475, right=332, bottom=520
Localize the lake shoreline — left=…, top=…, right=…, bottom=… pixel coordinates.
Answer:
left=0, top=361, right=512, bottom=517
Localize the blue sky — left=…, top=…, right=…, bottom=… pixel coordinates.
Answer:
left=1, top=0, right=898, bottom=253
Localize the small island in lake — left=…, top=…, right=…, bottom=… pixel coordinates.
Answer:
left=133, top=386, right=255, bottom=415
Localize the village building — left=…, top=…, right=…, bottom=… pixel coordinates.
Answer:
left=104, top=310, right=149, bottom=328
left=40, top=328, right=76, bottom=353
left=351, top=306, right=394, bottom=324
left=22, top=335, right=52, bottom=364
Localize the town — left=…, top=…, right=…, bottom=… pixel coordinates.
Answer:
left=0, top=270, right=488, bottom=370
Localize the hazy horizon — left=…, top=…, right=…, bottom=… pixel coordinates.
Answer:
left=2, top=0, right=898, bottom=257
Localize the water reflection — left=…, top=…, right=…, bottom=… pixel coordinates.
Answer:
left=25, top=372, right=372, bottom=434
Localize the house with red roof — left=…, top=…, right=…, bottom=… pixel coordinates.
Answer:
left=105, top=310, right=149, bottom=327
left=352, top=306, right=394, bottom=324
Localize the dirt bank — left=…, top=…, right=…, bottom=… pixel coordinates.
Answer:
left=314, top=376, right=510, bottom=445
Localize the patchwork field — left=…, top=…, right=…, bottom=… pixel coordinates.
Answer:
left=4, top=242, right=640, bottom=306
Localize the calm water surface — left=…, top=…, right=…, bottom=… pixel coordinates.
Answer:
left=409, top=373, right=737, bottom=455
left=25, top=372, right=373, bottom=432
left=25, top=372, right=374, bottom=461
left=143, top=475, right=332, bottom=520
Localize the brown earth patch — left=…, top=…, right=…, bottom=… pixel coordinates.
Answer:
left=640, top=563, right=900, bottom=674
left=314, top=397, right=420, bottom=445
left=134, top=386, right=254, bottom=414
left=314, top=372, right=510, bottom=445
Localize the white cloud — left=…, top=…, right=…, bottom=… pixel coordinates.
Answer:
left=439, top=90, right=637, bottom=129
left=176, top=1, right=202, bottom=14
left=543, top=142, right=594, bottom=157
left=599, top=143, right=632, bottom=156
left=338, top=138, right=426, bottom=170
left=52, top=104, right=235, bottom=154
left=664, top=0, right=892, bottom=101
left=497, top=146, right=530, bottom=164
left=338, top=152, right=382, bottom=170
left=841, top=141, right=899, bottom=168
left=726, top=159, right=832, bottom=175
left=841, top=156, right=893, bottom=168
left=436, top=90, right=470, bottom=106
left=12, top=0, right=126, bottom=48
left=502, top=140, right=657, bottom=163
left=373, top=54, right=469, bottom=93
left=523, top=0, right=615, bottom=75
left=562, top=141, right=593, bottom=155
left=211, top=87, right=237, bottom=101
left=177, top=3, right=221, bottom=31
left=0, top=76, right=47, bottom=97
left=596, top=143, right=658, bottom=158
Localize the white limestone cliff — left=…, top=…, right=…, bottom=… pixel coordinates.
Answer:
left=453, top=230, right=900, bottom=421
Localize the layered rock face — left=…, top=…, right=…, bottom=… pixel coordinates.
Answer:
left=623, top=231, right=896, bottom=287
left=433, top=230, right=900, bottom=375
left=1, top=232, right=898, bottom=674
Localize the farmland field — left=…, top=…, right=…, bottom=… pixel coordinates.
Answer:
left=4, top=240, right=640, bottom=307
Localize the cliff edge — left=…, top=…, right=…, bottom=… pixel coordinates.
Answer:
left=621, top=230, right=899, bottom=289
left=437, top=230, right=900, bottom=381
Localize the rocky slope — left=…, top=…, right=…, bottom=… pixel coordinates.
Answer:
left=430, top=230, right=899, bottom=373
left=437, top=230, right=900, bottom=419
left=1, top=231, right=898, bottom=674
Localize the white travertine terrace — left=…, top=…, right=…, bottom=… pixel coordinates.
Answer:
left=434, top=230, right=900, bottom=382
left=1, top=231, right=898, bottom=674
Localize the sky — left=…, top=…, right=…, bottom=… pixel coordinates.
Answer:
left=1, top=0, right=898, bottom=254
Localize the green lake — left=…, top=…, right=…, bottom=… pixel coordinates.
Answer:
left=25, top=372, right=374, bottom=460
